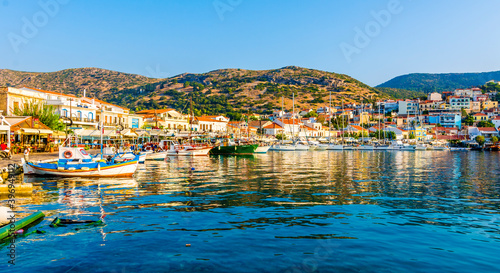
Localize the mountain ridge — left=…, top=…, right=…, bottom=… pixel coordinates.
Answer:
left=378, top=70, right=500, bottom=92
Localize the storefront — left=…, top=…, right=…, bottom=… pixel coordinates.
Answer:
left=7, top=116, right=54, bottom=153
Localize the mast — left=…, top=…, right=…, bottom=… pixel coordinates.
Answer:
left=292, top=92, right=295, bottom=141
left=328, top=90, right=331, bottom=143
left=281, top=96, right=284, bottom=145
left=341, top=99, right=344, bottom=145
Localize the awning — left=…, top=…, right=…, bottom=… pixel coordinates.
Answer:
left=21, top=128, right=40, bottom=134
left=120, top=129, right=137, bottom=137
left=38, top=129, right=53, bottom=134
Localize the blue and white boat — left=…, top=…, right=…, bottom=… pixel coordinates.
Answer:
left=22, top=146, right=139, bottom=177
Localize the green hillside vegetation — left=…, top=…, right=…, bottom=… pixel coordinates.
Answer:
left=378, top=71, right=500, bottom=92
left=375, top=87, right=426, bottom=100
left=1, top=66, right=425, bottom=116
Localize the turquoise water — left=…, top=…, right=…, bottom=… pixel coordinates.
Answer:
left=2, top=151, right=500, bottom=272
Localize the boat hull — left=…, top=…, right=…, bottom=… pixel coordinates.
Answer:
left=22, top=158, right=139, bottom=177
left=272, top=144, right=295, bottom=151
left=167, top=147, right=212, bottom=156
left=210, top=144, right=258, bottom=155
left=254, top=146, right=271, bottom=153
left=145, top=152, right=169, bottom=160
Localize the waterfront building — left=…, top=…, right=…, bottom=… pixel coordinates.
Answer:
left=0, top=87, right=46, bottom=115
left=398, top=100, right=419, bottom=115
left=427, top=92, right=442, bottom=101
left=482, top=100, right=498, bottom=110
left=472, top=113, right=488, bottom=122
left=492, top=116, right=500, bottom=129
left=419, top=100, right=435, bottom=112
left=262, top=123, right=283, bottom=136
left=453, top=88, right=482, bottom=97
left=135, top=109, right=189, bottom=131
left=427, top=113, right=462, bottom=129
left=448, top=96, right=470, bottom=111
left=23, top=87, right=99, bottom=129
left=195, top=116, right=228, bottom=133
left=467, top=126, right=499, bottom=141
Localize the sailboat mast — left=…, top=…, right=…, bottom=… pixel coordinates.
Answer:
left=292, top=92, right=295, bottom=140
left=329, top=90, right=331, bottom=142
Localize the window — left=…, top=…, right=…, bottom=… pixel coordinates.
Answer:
left=13, top=101, right=20, bottom=111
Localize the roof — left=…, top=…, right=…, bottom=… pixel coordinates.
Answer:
left=478, top=127, right=498, bottom=132
left=263, top=123, right=283, bottom=129
left=277, top=118, right=300, bottom=125
left=135, top=109, right=176, bottom=114
left=349, top=125, right=367, bottom=131
left=23, top=86, right=79, bottom=99
left=81, top=97, right=129, bottom=110
left=195, top=117, right=226, bottom=123
left=5, top=116, right=30, bottom=127
left=473, top=113, right=487, bottom=116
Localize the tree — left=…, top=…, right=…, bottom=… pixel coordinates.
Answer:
left=477, top=120, right=495, bottom=128
left=464, top=115, right=474, bottom=126
left=303, top=111, right=318, bottom=118
left=461, top=108, right=468, bottom=118
left=491, top=136, right=498, bottom=144
left=14, top=101, right=65, bottom=131
left=475, top=135, right=486, bottom=147
left=409, top=132, right=416, bottom=139
left=276, top=133, right=287, bottom=140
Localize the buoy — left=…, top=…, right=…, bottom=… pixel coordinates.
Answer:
left=0, top=207, right=14, bottom=225
left=185, top=244, right=191, bottom=247
left=191, top=168, right=195, bottom=171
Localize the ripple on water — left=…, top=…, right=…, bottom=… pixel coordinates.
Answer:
left=2, top=151, right=500, bottom=272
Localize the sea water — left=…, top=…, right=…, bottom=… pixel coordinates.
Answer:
left=2, top=151, right=500, bottom=272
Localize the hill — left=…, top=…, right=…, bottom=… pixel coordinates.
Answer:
left=0, top=67, right=157, bottom=97
left=1, top=66, right=410, bottom=117
left=104, top=66, right=392, bottom=117
left=377, top=70, right=500, bottom=92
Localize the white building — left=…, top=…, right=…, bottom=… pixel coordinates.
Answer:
left=427, top=92, right=442, bottom=101
left=398, top=100, right=419, bottom=115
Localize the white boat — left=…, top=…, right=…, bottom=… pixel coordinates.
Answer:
left=22, top=146, right=139, bottom=177
left=254, top=145, right=271, bottom=153
left=314, top=144, right=329, bottom=151
left=343, top=145, right=354, bottom=150
left=449, top=147, right=471, bottom=151
left=374, top=144, right=389, bottom=150
left=273, top=144, right=296, bottom=151
left=432, top=146, right=448, bottom=150
left=163, top=140, right=212, bottom=156
left=415, top=144, right=428, bottom=151
left=99, top=147, right=146, bottom=163
left=294, top=143, right=310, bottom=151
left=327, top=144, right=343, bottom=150
left=358, top=144, right=374, bottom=150
left=145, top=151, right=169, bottom=160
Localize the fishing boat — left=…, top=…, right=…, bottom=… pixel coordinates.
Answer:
left=145, top=151, right=169, bottom=161
left=210, top=139, right=258, bottom=155
left=162, top=140, right=212, bottom=156
left=100, top=147, right=146, bottom=163
left=22, top=146, right=139, bottom=177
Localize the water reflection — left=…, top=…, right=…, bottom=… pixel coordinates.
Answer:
left=2, top=151, right=500, bottom=272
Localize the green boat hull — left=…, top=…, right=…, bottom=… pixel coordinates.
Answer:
left=0, top=211, right=45, bottom=241
left=210, top=144, right=258, bottom=155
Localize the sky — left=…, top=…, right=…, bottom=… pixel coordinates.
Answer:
left=1, top=0, right=499, bottom=86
